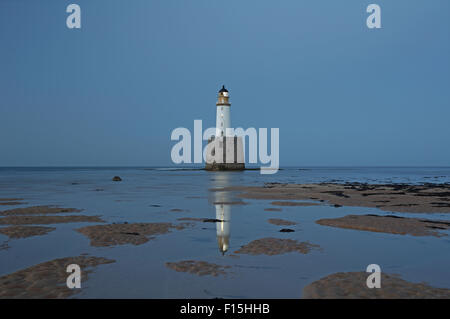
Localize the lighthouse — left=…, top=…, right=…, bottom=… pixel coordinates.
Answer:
left=205, top=86, right=245, bottom=171
left=216, top=85, right=231, bottom=137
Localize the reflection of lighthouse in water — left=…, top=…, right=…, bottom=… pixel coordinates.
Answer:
left=215, top=201, right=231, bottom=255
left=210, top=173, right=232, bottom=255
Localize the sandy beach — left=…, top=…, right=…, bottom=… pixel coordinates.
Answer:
left=1, top=168, right=450, bottom=298
left=224, top=182, right=450, bottom=213
left=0, top=256, right=114, bottom=299
left=302, top=272, right=450, bottom=299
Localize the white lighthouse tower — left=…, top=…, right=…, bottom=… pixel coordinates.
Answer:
left=216, top=85, right=231, bottom=137
left=205, top=86, right=245, bottom=171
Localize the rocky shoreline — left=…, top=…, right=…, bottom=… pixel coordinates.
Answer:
left=303, top=272, right=450, bottom=299
left=0, top=256, right=115, bottom=298
left=317, top=214, right=450, bottom=237
left=1, top=181, right=449, bottom=298
left=220, top=182, right=450, bottom=214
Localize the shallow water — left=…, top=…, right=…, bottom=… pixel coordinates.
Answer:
left=0, top=167, right=449, bottom=298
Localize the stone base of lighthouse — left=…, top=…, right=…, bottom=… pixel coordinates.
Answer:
left=205, top=136, right=245, bottom=171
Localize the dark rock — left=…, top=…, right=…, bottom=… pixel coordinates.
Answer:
left=279, top=228, right=295, bottom=232
left=112, top=176, right=122, bottom=182
left=321, top=191, right=350, bottom=198
left=203, top=219, right=223, bottom=223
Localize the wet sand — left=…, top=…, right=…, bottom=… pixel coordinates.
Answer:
left=1, top=178, right=449, bottom=298
left=166, top=260, right=231, bottom=277
left=234, top=238, right=320, bottom=256
left=170, top=208, right=188, bottom=212
left=0, top=226, right=56, bottom=239
left=0, top=206, right=82, bottom=216
left=0, top=202, right=26, bottom=206
left=0, top=198, right=25, bottom=206
left=264, top=208, right=282, bottom=212
left=0, top=215, right=104, bottom=225
left=271, top=201, right=319, bottom=207
left=317, top=214, right=450, bottom=237
left=303, top=272, right=450, bottom=299
left=0, top=256, right=115, bottom=298
left=76, top=222, right=187, bottom=247
left=0, top=205, right=99, bottom=225
left=0, top=204, right=103, bottom=241
left=224, top=183, right=450, bottom=213
left=267, top=219, right=297, bottom=226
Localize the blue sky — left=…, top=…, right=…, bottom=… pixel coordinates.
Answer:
left=0, top=0, right=449, bottom=167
